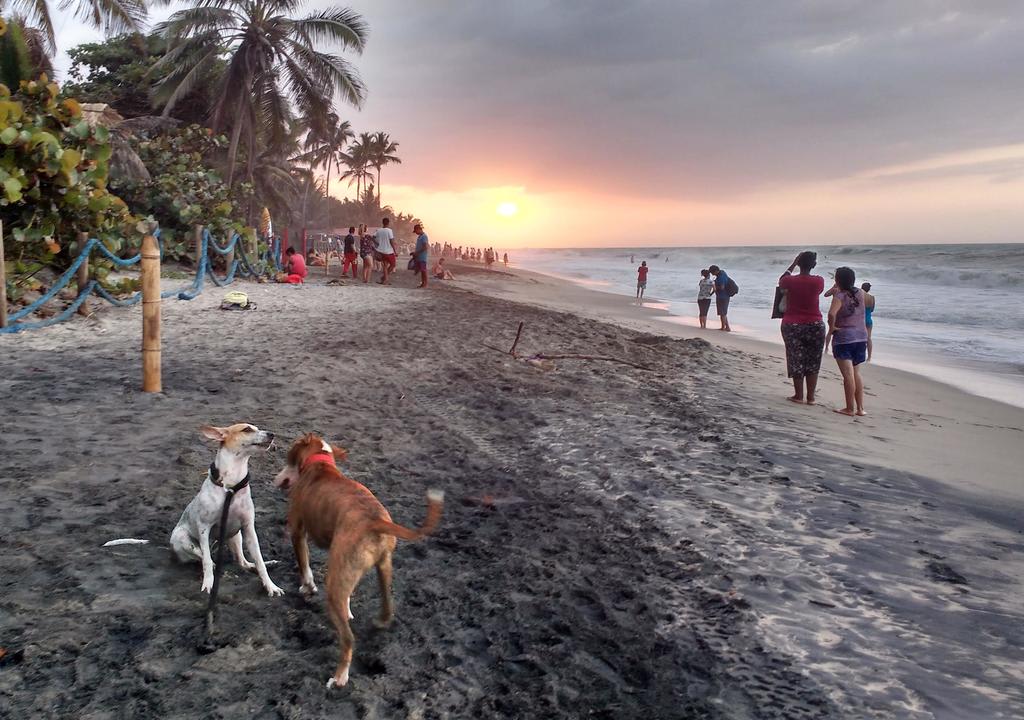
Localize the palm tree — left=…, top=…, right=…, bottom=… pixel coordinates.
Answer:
left=369, top=131, right=400, bottom=206
left=152, top=0, right=367, bottom=187
left=1, top=0, right=146, bottom=54
left=340, top=133, right=373, bottom=203
left=299, top=114, right=352, bottom=228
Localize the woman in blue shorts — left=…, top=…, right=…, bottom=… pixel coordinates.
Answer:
left=825, top=267, right=868, bottom=416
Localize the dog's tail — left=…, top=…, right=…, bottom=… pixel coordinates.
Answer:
left=371, top=489, right=444, bottom=541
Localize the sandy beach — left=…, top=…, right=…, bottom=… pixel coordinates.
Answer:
left=1, top=262, right=1022, bottom=719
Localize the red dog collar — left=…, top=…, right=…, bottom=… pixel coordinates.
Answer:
left=301, top=452, right=336, bottom=471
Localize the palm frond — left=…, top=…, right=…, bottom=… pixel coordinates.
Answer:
left=285, top=41, right=365, bottom=108
left=291, top=8, right=367, bottom=52
left=8, top=0, right=57, bottom=53
left=57, top=0, right=147, bottom=39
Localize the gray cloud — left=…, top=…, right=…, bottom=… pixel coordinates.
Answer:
left=350, top=0, right=1024, bottom=197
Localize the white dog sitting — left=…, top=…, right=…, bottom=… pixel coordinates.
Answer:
left=169, top=423, right=284, bottom=597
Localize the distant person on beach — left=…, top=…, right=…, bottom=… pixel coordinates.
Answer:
left=280, top=247, right=307, bottom=284
left=826, top=266, right=869, bottom=416
left=359, top=226, right=375, bottom=283
left=861, top=282, right=875, bottom=361
left=503, top=252, right=509, bottom=268
left=342, top=226, right=358, bottom=278
left=779, top=252, right=826, bottom=404
left=307, top=248, right=326, bottom=267
left=413, top=223, right=429, bottom=288
left=636, top=261, right=649, bottom=303
left=374, top=218, right=396, bottom=285
left=697, top=269, right=714, bottom=328
left=708, top=265, right=731, bottom=331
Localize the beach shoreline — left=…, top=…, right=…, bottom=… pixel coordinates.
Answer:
left=453, top=262, right=1024, bottom=502
left=1, top=265, right=1022, bottom=718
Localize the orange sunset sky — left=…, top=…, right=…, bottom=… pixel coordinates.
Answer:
left=56, top=2, right=1024, bottom=248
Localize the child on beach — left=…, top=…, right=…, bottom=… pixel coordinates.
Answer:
left=826, top=267, right=869, bottom=416
left=697, top=269, right=714, bottom=328
left=861, top=282, right=875, bottom=361
left=342, top=226, right=358, bottom=278
left=636, top=261, right=649, bottom=304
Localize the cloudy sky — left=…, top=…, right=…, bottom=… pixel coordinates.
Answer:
left=55, top=1, right=1024, bottom=247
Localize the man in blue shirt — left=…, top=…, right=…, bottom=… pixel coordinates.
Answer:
left=709, top=264, right=731, bottom=332
left=414, top=223, right=429, bottom=288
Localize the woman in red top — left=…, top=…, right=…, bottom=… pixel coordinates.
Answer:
left=779, top=251, right=825, bottom=404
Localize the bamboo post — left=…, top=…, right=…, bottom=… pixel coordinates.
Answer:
left=76, top=231, right=90, bottom=316
left=0, top=220, right=7, bottom=329
left=141, top=234, right=162, bottom=393
left=193, top=224, right=204, bottom=270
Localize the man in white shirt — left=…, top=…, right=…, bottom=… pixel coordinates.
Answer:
left=373, top=217, right=396, bottom=284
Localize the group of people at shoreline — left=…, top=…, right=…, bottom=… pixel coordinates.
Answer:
left=635, top=253, right=875, bottom=416
left=778, top=252, right=874, bottom=416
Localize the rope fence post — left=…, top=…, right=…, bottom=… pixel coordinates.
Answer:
left=193, top=224, right=204, bottom=270
left=76, top=231, right=90, bottom=316
left=141, top=234, right=162, bottom=393
left=0, top=220, right=7, bottom=329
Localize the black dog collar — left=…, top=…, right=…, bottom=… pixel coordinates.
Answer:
left=209, top=462, right=251, bottom=492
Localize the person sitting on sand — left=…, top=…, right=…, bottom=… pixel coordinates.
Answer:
left=636, top=261, right=649, bottom=304
left=708, top=265, right=731, bottom=332
left=779, top=251, right=826, bottom=405
left=861, top=282, right=875, bottom=361
left=825, top=266, right=869, bottom=416
left=697, top=269, right=714, bottom=329
left=307, top=249, right=326, bottom=267
left=433, top=257, right=455, bottom=280
left=277, top=247, right=307, bottom=284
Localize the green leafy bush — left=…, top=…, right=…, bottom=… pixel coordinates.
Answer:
left=118, top=125, right=251, bottom=261
left=0, top=76, right=139, bottom=269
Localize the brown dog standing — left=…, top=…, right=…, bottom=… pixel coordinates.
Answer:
left=274, top=433, right=443, bottom=689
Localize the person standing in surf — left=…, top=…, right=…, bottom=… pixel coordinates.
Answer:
left=825, top=266, right=869, bottom=416
left=779, top=252, right=826, bottom=404
left=636, top=261, right=649, bottom=304
left=697, top=269, right=714, bottom=328
left=708, top=265, right=732, bottom=331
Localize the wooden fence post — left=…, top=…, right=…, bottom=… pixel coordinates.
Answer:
left=224, top=234, right=235, bottom=279
left=193, top=224, right=204, bottom=270
left=76, top=231, right=90, bottom=316
left=141, top=234, right=162, bottom=393
left=0, top=220, right=7, bottom=329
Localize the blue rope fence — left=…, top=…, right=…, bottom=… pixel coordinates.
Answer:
left=1, top=228, right=282, bottom=335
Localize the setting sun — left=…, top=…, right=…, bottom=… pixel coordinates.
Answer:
left=496, top=201, right=519, bottom=217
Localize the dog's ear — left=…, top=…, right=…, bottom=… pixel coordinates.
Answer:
left=199, top=425, right=226, bottom=442
left=331, top=446, right=348, bottom=463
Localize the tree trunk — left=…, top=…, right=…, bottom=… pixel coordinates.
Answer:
left=376, top=166, right=382, bottom=208
left=225, top=92, right=248, bottom=188
left=325, top=160, right=333, bottom=231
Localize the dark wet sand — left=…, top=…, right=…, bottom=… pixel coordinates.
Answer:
left=1, top=264, right=1021, bottom=719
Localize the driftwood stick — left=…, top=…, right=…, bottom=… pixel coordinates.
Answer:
left=509, top=321, right=524, bottom=356
left=533, top=353, right=652, bottom=371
